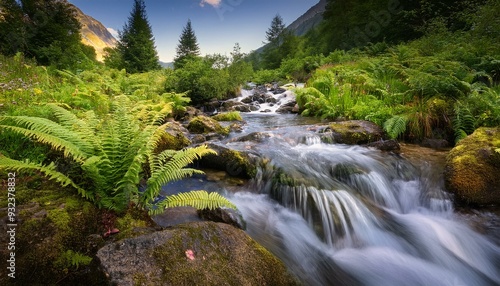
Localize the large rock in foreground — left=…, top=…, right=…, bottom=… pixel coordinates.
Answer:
left=444, top=127, right=500, bottom=206
left=97, top=222, right=299, bottom=285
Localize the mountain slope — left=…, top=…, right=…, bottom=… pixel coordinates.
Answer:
left=287, top=0, right=327, bottom=36
left=71, top=5, right=117, bottom=61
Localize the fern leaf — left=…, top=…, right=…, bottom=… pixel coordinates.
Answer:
left=383, top=115, right=407, bottom=139
left=152, top=190, right=236, bottom=215
left=0, top=156, right=93, bottom=201
left=0, top=124, right=89, bottom=162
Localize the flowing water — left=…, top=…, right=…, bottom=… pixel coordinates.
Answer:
left=175, top=92, right=500, bottom=285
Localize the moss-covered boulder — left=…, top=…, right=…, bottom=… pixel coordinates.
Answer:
left=444, top=127, right=500, bottom=206
left=320, top=120, right=385, bottom=145
left=0, top=182, right=107, bottom=285
left=198, top=143, right=257, bottom=178
left=156, top=121, right=191, bottom=151
left=187, top=115, right=230, bottom=136
left=96, top=222, right=300, bottom=286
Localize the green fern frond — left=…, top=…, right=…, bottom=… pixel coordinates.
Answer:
left=0, top=124, right=89, bottom=162
left=143, top=146, right=216, bottom=205
left=0, top=156, right=92, bottom=200
left=383, top=115, right=407, bottom=139
left=453, top=103, right=475, bottom=143
left=151, top=190, right=236, bottom=215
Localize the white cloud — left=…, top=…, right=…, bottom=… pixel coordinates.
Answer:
left=200, top=0, right=222, bottom=7
left=107, top=27, right=119, bottom=39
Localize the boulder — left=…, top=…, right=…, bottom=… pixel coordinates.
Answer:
left=96, top=222, right=299, bottom=286
left=444, top=127, right=500, bottom=206
left=156, top=121, right=191, bottom=151
left=276, top=101, right=298, bottom=114
left=367, top=139, right=401, bottom=151
left=197, top=143, right=257, bottom=178
left=320, top=120, right=385, bottom=145
left=187, top=115, right=229, bottom=135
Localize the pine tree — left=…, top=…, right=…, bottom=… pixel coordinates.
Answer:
left=265, top=14, right=286, bottom=46
left=174, top=19, right=200, bottom=69
left=114, top=0, right=160, bottom=73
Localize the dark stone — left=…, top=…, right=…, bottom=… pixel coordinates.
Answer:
left=367, top=139, right=401, bottom=151
left=197, top=208, right=246, bottom=229
left=197, top=143, right=257, bottom=178
left=234, top=105, right=252, bottom=112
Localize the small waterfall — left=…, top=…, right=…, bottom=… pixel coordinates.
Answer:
left=226, top=124, right=500, bottom=285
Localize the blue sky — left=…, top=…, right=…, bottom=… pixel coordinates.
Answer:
left=68, top=0, right=318, bottom=62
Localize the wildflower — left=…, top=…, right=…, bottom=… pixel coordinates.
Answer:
left=185, top=249, right=195, bottom=260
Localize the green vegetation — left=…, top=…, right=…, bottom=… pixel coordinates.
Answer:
left=0, top=98, right=234, bottom=214
left=104, top=0, right=160, bottom=72
left=0, top=0, right=96, bottom=70
left=174, top=19, right=201, bottom=69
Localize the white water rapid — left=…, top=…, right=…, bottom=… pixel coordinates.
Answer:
left=223, top=117, right=500, bottom=286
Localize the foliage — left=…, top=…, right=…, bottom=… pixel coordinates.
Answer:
left=153, top=190, right=236, bottom=215
left=383, top=115, right=407, bottom=139
left=212, top=111, right=242, bottom=121
left=166, top=55, right=247, bottom=104
left=105, top=0, right=160, bottom=73
left=0, top=99, right=234, bottom=213
left=174, top=19, right=201, bottom=69
left=0, top=0, right=96, bottom=70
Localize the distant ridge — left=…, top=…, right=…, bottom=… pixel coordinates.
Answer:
left=286, top=0, right=327, bottom=36
left=71, top=4, right=117, bottom=62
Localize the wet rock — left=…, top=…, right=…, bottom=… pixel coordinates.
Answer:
left=197, top=143, right=257, bottom=178
left=96, top=222, right=299, bottom=286
left=241, top=96, right=254, bottom=104
left=187, top=115, right=229, bottom=135
left=233, top=105, right=252, bottom=112
left=197, top=208, right=246, bottom=229
left=179, top=106, right=202, bottom=121
left=221, top=100, right=243, bottom=111
left=367, top=139, right=401, bottom=151
left=156, top=121, right=191, bottom=151
left=276, top=100, right=298, bottom=114
left=320, top=120, right=385, bottom=145
left=230, top=132, right=272, bottom=143
left=444, top=127, right=500, bottom=206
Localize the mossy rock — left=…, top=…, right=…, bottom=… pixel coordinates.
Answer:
left=187, top=115, right=230, bottom=135
left=0, top=181, right=107, bottom=285
left=321, top=120, right=385, bottom=145
left=211, top=111, right=243, bottom=121
left=96, top=221, right=300, bottom=286
left=156, top=121, right=191, bottom=151
left=197, top=143, right=257, bottom=178
left=444, top=127, right=500, bottom=206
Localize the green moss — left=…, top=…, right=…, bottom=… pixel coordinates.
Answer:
left=445, top=127, right=500, bottom=205
left=152, top=222, right=300, bottom=285
left=187, top=115, right=229, bottom=135
left=212, top=111, right=243, bottom=121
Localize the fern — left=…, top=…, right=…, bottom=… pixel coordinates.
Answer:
left=0, top=97, right=230, bottom=213
left=152, top=190, right=236, bottom=215
left=383, top=115, right=407, bottom=139
left=0, top=156, right=92, bottom=200
left=453, top=103, right=475, bottom=143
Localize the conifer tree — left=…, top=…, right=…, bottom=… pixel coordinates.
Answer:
left=174, top=19, right=200, bottom=69
left=113, top=0, right=160, bottom=73
left=265, top=14, right=286, bottom=46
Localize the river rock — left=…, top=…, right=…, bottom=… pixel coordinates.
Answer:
left=187, top=115, right=229, bottom=135
left=96, top=222, right=299, bottom=286
left=276, top=100, right=298, bottom=114
left=197, top=143, right=257, bottom=178
left=367, top=139, right=401, bottom=151
left=156, top=121, right=191, bottom=151
left=444, top=127, right=500, bottom=206
left=320, top=120, right=385, bottom=145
